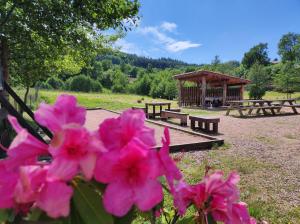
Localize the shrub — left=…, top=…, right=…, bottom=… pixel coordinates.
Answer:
left=112, top=83, right=126, bottom=93
left=46, top=77, right=64, bottom=89
left=91, top=80, right=103, bottom=92
left=247, top=63, right=269, bottom=99
left=68, top=75, right=102, bottom=92
left=38, top=82, right=53, bottom=90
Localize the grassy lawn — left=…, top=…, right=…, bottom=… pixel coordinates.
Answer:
left=177, top=150, right=300, bottom=224
left=244, top=90, right=300, bottom=100
left=38, top=90, right=178, bottom=111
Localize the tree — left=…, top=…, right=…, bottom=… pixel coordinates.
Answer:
left=211, top=55, right=221, bottom=66
left=247, top=63, right=269, bottom=99
left=111, top=70, right=129, bottom=93
left=273, top=62, right=300, bottom=98
left=0, top=0, right=140, bottom=85
left=278, top=32, right=300, bottom=62
left=242, top=43, right=270, bottom=69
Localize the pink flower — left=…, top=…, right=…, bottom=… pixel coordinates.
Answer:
left=173, top=180, right=195, bottom=215
left=36, top=181, right=73, bottom=218
left=1, top=163, right=73, bottom=218
left=47, top=126, right=104, bottom=181
left=230, top=202, right=254, bottom=224
left=0, top=161, right=19, bottom=208
left=192, top=171, right=240, bottom=222
left=94, top=140, right=163, bottom=217
left=5, top=116, right=49, bottom=169
left=173, top=171, right=250, bottom=224
left=98, top=109, right=156, bottom=151
left=35, top=94, right=86, bottom=132
left=14, top=166, right=48, bottom=204
left=158, top=128, right=182, bottom=190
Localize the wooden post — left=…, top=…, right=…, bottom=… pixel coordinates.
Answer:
left=201, top=76, right=206, bottom=108
left=240, top=85, right=244, bottom=100
left=222, top=82, right=227, bottom=106
left=177, top=80, right=183, bottom=107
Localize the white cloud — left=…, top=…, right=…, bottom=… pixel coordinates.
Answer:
left=166, top=41, right=201, bottom=52
left=138, top=24, right=201, bottom=53
left=161, top=22, right=177, bottom=32
left=114, top=39, right=148, bottom=55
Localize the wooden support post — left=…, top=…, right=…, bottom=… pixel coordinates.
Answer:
left=222, top=82, right=227, bottom=106
left=201, top=76, right=206, bottom=108
left=178, top=80, right=184, bottom=107
left=240, top=85, right=244, bottom=100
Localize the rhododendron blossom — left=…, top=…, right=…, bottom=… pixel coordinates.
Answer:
left=47, top=125, right=104, bottom=181
left=95, top=139, right=163, bottom=216
left=34, top=94, right=86, bottom=132
left=98, top=109, right=156, bottom=151
left=5, top=116, right=49, bottom=169
left=157, top=128, right=182, bottom=190
left=173, top=171, right=255, bottom=224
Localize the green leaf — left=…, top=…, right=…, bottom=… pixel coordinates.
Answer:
left=0, top=209, right=9, bottom=222
left=73, top=181, right=113, bottom=224
left=207, top=213, right=217, bottom=224
left=176, top=216, right=195, bottom=224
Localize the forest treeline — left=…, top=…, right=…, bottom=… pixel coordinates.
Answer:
left=38, top=32, right=300, bottom=100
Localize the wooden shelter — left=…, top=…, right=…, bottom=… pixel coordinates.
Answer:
left=174, top=70, right=250, bottom=107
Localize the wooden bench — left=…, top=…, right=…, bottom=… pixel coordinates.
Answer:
left=132, top=106, right=146, bottom=113
left=161, top=110, right=188, bottom=126
left=166, top=108, right=181, bottom=112
left=189, top=116, right=220, bottom=133
left=226, top=105, right=282, bottom=116
left=282, top=104, right=300, bottom=114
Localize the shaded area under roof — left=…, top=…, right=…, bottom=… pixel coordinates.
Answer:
left=174, top=70, right=251, bottom=86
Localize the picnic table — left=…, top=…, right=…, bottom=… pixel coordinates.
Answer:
left=145, top=102, right=171, bottom=118
left=226, top=99, right=297, bottom=116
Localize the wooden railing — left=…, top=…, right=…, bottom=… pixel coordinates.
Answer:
left=0, top=81, right=52, bottom=143
left=180, top=87, right=242, bottom=107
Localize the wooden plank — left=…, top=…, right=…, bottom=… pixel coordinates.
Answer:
left=201, top=76, right=206, bottom=107
left=0, top=93, right=46, bottom=143
left=158, top=139, right=224, bottom=153
left=222, top=82, right=227, bottom=106
left=3, top=81, right=53, bottom=139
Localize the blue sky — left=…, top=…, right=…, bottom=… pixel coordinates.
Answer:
left=115, top=0, right=300, bottom=64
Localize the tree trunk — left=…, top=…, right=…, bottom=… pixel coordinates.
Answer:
left=0, top=37, right=9, bottom=82
left=24, top=85, right=30, bottom=106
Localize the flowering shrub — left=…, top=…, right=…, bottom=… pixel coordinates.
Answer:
left=0, top=94, right=256, bottom=224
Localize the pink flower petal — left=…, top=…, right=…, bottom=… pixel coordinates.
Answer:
left=6, top=129, right=48, bottom=169
left=79, top=153, right=97, bottom=180
left=0, top=162, right=18, bottom=208
left=159, top=128, right=182, bottom=190
left=36, top=181, right=73, bottom=218
left=94, top=150, right=120, bottom=183
left=47, top=158, right=78, bottom=181
left=35, top=94, right=86, bottom=132
left=103, top=181, right=134, bottom=217
left=14, top=166, right=47, bottom=204
left=134, top=179, right=163, bottom=211
left=230, top=202, right=252, bottom=224
left=98, top=109, right=156, bottom=151
left=8, top=115, right=23, bottom=133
